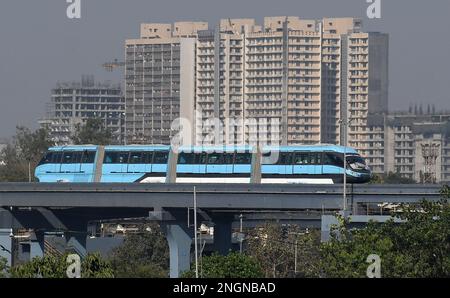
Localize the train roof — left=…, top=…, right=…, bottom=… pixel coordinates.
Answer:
left=49, top=145, right=98, bottom=151
left=177, top=145, right=253, bottom=152
left=47, top=144, right=359, bottom=154
left=263, top=145, right=358, bottom=154
left=105, top=145, right=170, bottom=151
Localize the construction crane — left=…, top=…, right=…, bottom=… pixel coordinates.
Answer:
left=102, top=59, right=125, bottom=72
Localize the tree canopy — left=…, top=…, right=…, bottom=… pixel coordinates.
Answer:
left=109, top=223, right=169, bottom=278
left=71, top=118, right=113, bottom=145
left=0, top=126, right=54, bottom=182
left=321, top=198, right=450, bottom=278
left=182, top=252, right=263, bottom=278
left=7, top=253, right=113, bottom=278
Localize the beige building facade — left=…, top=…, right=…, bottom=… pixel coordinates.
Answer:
left=365, top=112, right=450, bottom=183
left=125, top=17, right=389, bottom=153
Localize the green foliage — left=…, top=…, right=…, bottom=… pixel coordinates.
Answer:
left=82, top=253, right=114, bottom=278
left=321, top=197, right=450, bottom=278
left=72, top=118, right=113, bottom=145
left=182, top=252, right=263, bottom=278
left=109, top=223, right=169, bottom=278
left=10, top=254, right=68, bottom=278
left=0, top=257, right=8, bottom=278
left=440, top=185, right=450, bottom=199
left=245, top=222, right=321, bottom=278
left=0, top=126, right=54, bottom=182
left=9, top=253, right=114, bottom=278
left=370, top=172, right=416, bottom=184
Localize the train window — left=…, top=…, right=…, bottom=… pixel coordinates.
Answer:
left=153, top=151, right=169, bottom=164
left=129, top=152, right=143, bottom=164
left=277, top=152, right=292, bottom=165
left=207, top=153, right=223, bottom=165
left=81, top=151, right=96, bottom=164
left=324, top=152, right=344, bottom=167
left=72, top=152, right=82, bottom=163
left=293, top=152, right=310, bottom=165
left=223, top=153, right=234, bottom=165
left=104, top=152, right=130, bottom=164
left=143, top=152, right=153, bottom=164
left=309, top=152, right=322, bottom=165
left=38, top=152, right=53, bottom=165
left=62, top=152, right=74, bottom=164
left=178, top=153, right=196, bottom=164
left=52, top=152, right=63, bottom=164
left=234, top=153, right=251, bottom=165
left=197, top=153, right=207, bottom=164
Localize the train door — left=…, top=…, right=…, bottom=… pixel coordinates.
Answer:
left=102, top=151, right=130, bottom=182
left=311, top=152, right=323, bottom=175
left=128, top=151, right=144, bottom=173
left=60, top=151, right=82, bottom=182
left=76, top=150, right=96, bottom=182
left=144, top=151, right=153, bottom=173
left=292, top=151, right=310, bottom=175
left=224, top=153, right=234, bottom=174
left=284, top=152, right=293, bottom=175
left=48, top=151, right=62, bottom=174
left=206, top=152, right=224, bottom=174
left=198, top=152, right=207, bottom=174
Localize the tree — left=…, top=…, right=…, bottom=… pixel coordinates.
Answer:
left=0, top=257, right=8, bottom=278
left=71, top=118, right=113, bottom=145
left=0, top=126, right=54, bottom=182
left=109, top=223, right=169, bottom=278
left=321, top=195, right=450, bottom=278
left=82, top=252, right=114, bottom=278
left=9, top=253, right=114, bottom=278
left=181, top=252, right=263, bottom=278
left=370, top=172, right=416, bottom=184
left=245, top=222, right=321, bottom=278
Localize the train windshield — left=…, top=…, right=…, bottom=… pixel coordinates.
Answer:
left=346, top=155, right=368, bottom=171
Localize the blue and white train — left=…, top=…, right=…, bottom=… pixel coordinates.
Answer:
left=34, top=144, right=372, bottom=184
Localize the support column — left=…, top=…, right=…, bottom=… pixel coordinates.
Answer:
left=164, top=224, right=193, bottom=278
left=0, top=229, right=13, bottom=267
left=65, top=232, right=87, bottom=257
left=212, top=214, right=233, bottom=255
left=29, top=231, right=45, bottom=259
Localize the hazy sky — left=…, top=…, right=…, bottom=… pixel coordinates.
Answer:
left=0, top=0, right=449, bottom=139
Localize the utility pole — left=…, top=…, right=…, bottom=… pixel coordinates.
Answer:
left=193, top=186, right=199, bottom=278
left=339, top=118, right=353, bottom=214
left=294, top=238, right=298, bottom=274
left=239, top=213, right=243, bottom=253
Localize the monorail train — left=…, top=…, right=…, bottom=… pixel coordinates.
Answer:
left=34, top=145, right=372, bottom=184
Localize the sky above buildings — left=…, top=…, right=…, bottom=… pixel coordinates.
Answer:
left=0, top=0, right=449, bottom=139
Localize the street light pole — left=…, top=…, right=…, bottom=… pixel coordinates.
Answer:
left=193, top=186, right=199, bottom=278
left=294, top=238, right=298, bottom=274
left=239, top=214, right=243, bottom=253
left=340, top=118, right=352, bottom=214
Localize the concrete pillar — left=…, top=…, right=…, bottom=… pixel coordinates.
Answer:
left=0, top=229, right=13, bottom=267
left=65, top=232, right=87, bottom=257
left=29, top=231, right=45, bottom=260
left=212, top=214, right=233, bottom=255
left=165, top=224, right=193, bottom=278
left=250, top=147, right=261, bottom=184
left=165, top=149, right=178, bottom=183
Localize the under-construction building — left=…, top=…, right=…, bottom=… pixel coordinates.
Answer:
left=39, top=75, right=125, bottom=145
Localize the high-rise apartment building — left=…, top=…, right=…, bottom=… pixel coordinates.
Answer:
left=193, top=17, right=388, bottom=147
left=125, top=22, right=207, bottom=144
left=125, top=17, right=388, bottom=150
left=366, top=111, right=450, bottom=183
left=39, top=75, right=124, bottom=145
